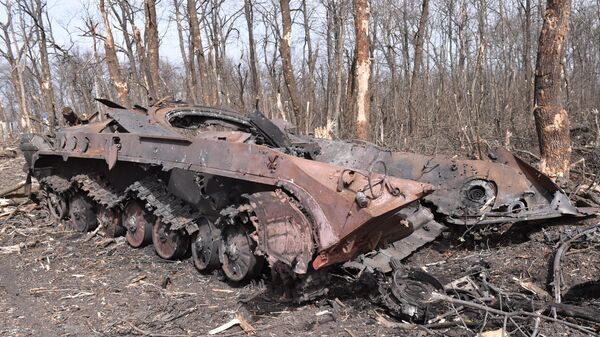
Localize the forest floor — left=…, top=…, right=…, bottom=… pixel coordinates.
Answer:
left=0, top=153, right=599, bottom=337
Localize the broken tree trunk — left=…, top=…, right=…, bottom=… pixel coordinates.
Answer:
left=99, top=0, right=130, bottom=107
left=144, top=0, right=161, bottom=100
left=533, top=0, right=572, bottom=178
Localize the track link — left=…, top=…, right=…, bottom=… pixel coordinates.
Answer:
left=39, top=175, right=73, bottom=195
left=72, top=174, right=124, bottom=208
left=40, top=174, right=199, bottom=234
left=126, top=177, right=200, bottom=233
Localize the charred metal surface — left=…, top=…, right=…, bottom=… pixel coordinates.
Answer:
left=314, top=139, right=588, bottom=225
left=246, top=190, right=314, bottom=274
left=347, top=204, right=447, bottom=273
left=21, top=102, right=436, bottom=296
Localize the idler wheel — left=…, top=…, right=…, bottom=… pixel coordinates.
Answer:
left=220, top=227, right=263, bottom=282
left=68, top=193, right=98, bottom=232
left=46, top=190, right=68, bottom=221
left=123, top=200, right=153, bottom=248
left=98, top=206, right=125, bottom=238
left=191, top=218, right=221, bottom=271
left=152, top=218, right=190, bottom=260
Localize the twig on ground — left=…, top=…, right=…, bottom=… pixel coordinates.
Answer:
left=430, top=292, right=598, bottom=336
left=84, top=224, right=103, bottom=242
left=0, top=239, right=39, bottom=254
left=552, top=224, right=600, bottom=316
left=59, top=291, right=95, bottom=300
left=1, top=199, right=32, bottom=222
left=551, top=303, right=600, bottom=323
left=127, top=321, right=191, bottom=337
left=163, top=307, right=197, bottom=323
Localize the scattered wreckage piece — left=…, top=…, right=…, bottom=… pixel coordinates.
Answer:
left=21, top=101, right=437, bottom=304
left=315, top=139, right=592, bottom=226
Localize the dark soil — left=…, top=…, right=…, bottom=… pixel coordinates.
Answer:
left=1, top=156, right=599, bottom=337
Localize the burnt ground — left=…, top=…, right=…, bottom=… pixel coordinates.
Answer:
left=1, top=156, right=600, bottom=337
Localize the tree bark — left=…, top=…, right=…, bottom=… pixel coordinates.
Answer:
left=113, top=1, right=143, bottom=103
left=302, top=0, right=317, bottom=133
left=0, top=2, right=31, bottom=132
left=144, top=0, right=161, bottom=100
left=173, top=0, right=195, bottom=103
left=279, top=0, right=303, bottom=132
left=244, top=0, right=260, bottom=109
left=523, top=0, right=532, bottom=117
left=533, top=0, right=572, bottom=178
left=99, top=0, right=130, bottom=107
left=132, top=24, right=153, bottom=102
left=25, top=0, right=56, bottom=134
left=328, top=0, right=348, bottom=136
left=353, top=0, right=370, bottom=140
left=408, top=0, right=429, bottom=135
left=187, top=0, right=210, bottom=104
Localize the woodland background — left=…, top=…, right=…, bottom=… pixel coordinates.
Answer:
left=0, top=0, right=598, bottom=158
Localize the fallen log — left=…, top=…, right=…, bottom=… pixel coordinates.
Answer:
left=552, top=224, right=600, bottom=315
left=551, top=303, right=600, bottom=323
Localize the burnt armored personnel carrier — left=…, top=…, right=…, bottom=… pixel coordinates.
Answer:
left=21, top=102, right=594, bottom=322
left=20, top=102, right=442, bottom=303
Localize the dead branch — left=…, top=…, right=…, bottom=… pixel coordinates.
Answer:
left=430, top=292, right=598, bottom=336
left=551, top=303, right=600, bottom=324
left=552, top=224, right=600, bottom=314
left=126, top=321, right=191, bottom=337
left=0, top=239, right=39, bottom=254
left=83, top=224, right=103, bottom=242
left=1, top=199, right=32, bottom=222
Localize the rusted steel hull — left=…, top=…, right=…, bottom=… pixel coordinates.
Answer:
left=22, top=105, right=435, bottom=282
left=315, top=139, right=588, bottom=225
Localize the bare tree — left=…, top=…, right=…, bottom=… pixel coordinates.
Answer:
left=144, top=0, right=161, bottom=99
left=0, top=0, right=597, bottom=168
left=21, top=0, right=56, bottom=134
left=408, top=0, right=429, bottom=135
left=187, top=0, right=210, bottom=104
left=111, top=0, right=144, bottom=103
left=325, top=0, right=348, bottom=136
left=0, top=0, right=32, bottom=132
left=99, top=0, right=130, bottom=107
left=352, top=0, right=370, bottom=140
left=279, top=0, right=303, bottom=132
left=301, top=0, right=317, bottom=132
left=244, top=0, right=260, bottom=108
left=533, top=0, right=572, bottom=178
left=173, top=0, right=195, bottom=103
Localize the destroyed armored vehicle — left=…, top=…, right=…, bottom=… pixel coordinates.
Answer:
left=21, top=102, right=441, bottom=303
left=20, top=101, right=592, bottom=322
